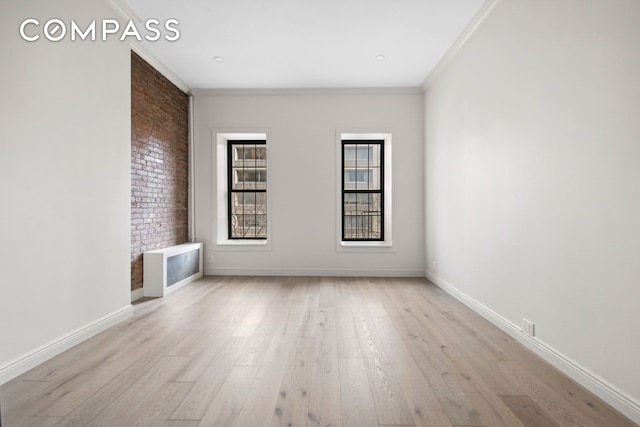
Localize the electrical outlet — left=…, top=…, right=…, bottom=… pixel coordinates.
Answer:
left=433, top=261, right=438, bottom=273
left=208, top=255, right=214, bottom=263
left=522, top=318, right=535, bottom=337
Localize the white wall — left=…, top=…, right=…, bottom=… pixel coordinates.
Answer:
left=425, top=0, right=640, bottom=421
left=194, top=90, right=425, bottom=276
left=0, top=0, right=132, bottom=383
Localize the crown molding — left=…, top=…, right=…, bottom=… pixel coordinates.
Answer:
left=103, top=0, right=142, bottom=23
left=421, top=0, right=502, bottom=91
left=191, top=87, right=423, bottom=97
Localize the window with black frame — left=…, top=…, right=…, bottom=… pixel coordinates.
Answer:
left=228, top=140, right=267, bottom=239
left=342, top=140, right=384, bottom=241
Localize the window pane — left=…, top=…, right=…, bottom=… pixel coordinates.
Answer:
left=369, top=193, right=381, bottom=212
left=356, top=170, right=370, bottom=183
left=367, top=144, right=381, bottom=168
left=343, top=215, right=382, bottom=240
left=243, top=193, right=256, bottom=214
left=235, top=146, right=267, bottom=162
left=355, top=193, right=369, bottom=211
left=369, top=166, right=381, bottom=190
left=255, top=193, right=267, bottom=214
left=345, top=145, right=356, bottom=162
left=345, top=168, right=378, bottom=190
left=234, top=169, right=267, bottom=190
left=344, top=193, right=357, bottom=204
left=231, top=169, right=244, bottom=190
left=345, top=145, right=373, bottom=164
left=229, top=191, right=267, bottom=239
left=354, top=145, right=371, bottom=167
left=369, top=215, right=382, bottom=239
left=255, top=215, right=267, bottom=238
left=230, top=192, right=244, bottom=212
left=343, top=215, right=356, bottom=239
left=342, top=191, right=382, bottom=240
left=344, top=170, right=354, bottom=190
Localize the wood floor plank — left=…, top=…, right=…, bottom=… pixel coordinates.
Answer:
left=170, top=337, right=248, bottom=420
left=167, top=329, right=215, bottom=357
left=138, top=280, right=229, bottom=331
left=162, top=422, right=201, bottom=427
left=497, top=360, right=599, bottom=427
left=16, top=416, right=62, bottom=427
left=402, top=297, right=525, bottom=401
left=271, top=337, right=314, bottom=427
left=232, top=283, right=277, bottom=338
left=296, top=277, right=321, bottom=338
left=197, top=365, right=259, bottom=427
left=372, top=315, right=453, bottom=427
left=233, top=280, right=309, bottom=427
left=306, top=280, right=342, bottom=427
left=357, top=278, right=390, bottom=319
left=405, top=337, right=484, bottom=426
left=339, top=358, right=379, bottom=427
left=500, top=395, right=560, bottom=427
left=500, top=343, right=636, bottom=427
left=226, top=278, right=270, bottom=322
left=37, top=328, right=188, bottom=418
left=1, top=277, right=636, bottom=427
left=43, top=332, right=190, bottom=425
left=171, top=323, right=241, bottom=383
left=369, top=282, right=485, bottom=426
left=498, top=358, right=638, bottom=427
left=432, top=352, right=527, bottom=427
left=0, top=380, right=54, bottom=425
left=403, top=299, right=526, bottom=427
left=335, top=279, right=362, bottom=359
left=234, top=278, right=293, bottom=366
left=409, top=286, right=514, bottom=362
left=198, top=278, right=265, bottom=327
left=371, top=282, right=427, bottom=341
left=17, top=321, right=142, bottom=383
left=401, top=293, right=524, bottom=397
left=125, top=381, right=194, bottom=426
left=348, top=282, right=415, bottom=426
left=65, top=355, right=190, bottom=427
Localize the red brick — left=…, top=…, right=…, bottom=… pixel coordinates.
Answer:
left=130, top=51, right=189, bottom=291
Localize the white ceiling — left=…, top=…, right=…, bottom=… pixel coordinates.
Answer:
left=122, top=0, right=487, bottom=89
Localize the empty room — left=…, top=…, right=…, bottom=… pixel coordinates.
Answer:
left=1, top=0, right=639, bottom=426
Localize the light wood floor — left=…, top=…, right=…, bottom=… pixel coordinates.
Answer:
left=1, top=276, right=636, bottom=427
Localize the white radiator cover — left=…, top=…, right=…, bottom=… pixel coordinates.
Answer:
left=143, top=242, right=203, bottom=297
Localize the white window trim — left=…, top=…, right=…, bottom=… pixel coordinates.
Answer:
left=214, top=130, right=271, bottom=250
left=336, top=131, right=394, bottom=252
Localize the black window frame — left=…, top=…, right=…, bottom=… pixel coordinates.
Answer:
left=227, top=140, right=267, bottom=240
left=341, top=139, right=384, bottom=241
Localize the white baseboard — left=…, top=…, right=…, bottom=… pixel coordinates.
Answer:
left=425, top=270, right=640, bottom=425
left=131, top=287, right=144, bottom=302
left=0, top=305, right=134, bottom=386
left=204, top=267, right=425, bottom=277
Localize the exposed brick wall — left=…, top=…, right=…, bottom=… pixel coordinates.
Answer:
left=131, top=51, right=189, bottom=291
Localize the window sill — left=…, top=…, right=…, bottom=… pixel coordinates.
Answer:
left=337, top=240, right=395, bottom=253
left=214, top=239, right=271, bottom=251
